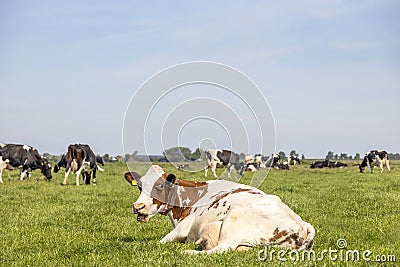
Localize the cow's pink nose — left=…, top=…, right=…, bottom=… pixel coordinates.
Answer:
left=133, top=203, right=146, bottom=214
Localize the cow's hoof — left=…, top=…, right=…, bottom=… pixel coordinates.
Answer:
left=61, top=183, right=66, bottom=186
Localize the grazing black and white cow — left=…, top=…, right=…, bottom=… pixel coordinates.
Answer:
left=0, top=144, right=52, bottom=183
left=287, top=155, right=301, bottom=165
left=54, top=144, right=101, bottom=185
left=204, top=149, right=245, bottom=178
left=359, top=150, right=390, bottom=173
left=54, top=152, right=105, bottom=180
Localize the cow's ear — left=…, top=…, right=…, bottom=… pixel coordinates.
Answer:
left=166, top=174, right=176, bottom=186
left=125, top=172, right=141, bottom=186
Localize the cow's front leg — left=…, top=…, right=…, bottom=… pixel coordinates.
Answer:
left=75, top=173, right=80, bottom=186
left=0, top=169, right=3, bottom=184
left=75, top=166, right=85, bottom=186
left=227, top=164, right=234, bottom=178
left=160, top=229, right=187, bottom=243
left=204, top=165, right=209, bottom=177
left=212, top=162, right=218, bottom=178
left=62, top=168, right=71, bottom=185
left=160, top=215, right=194, bottom=243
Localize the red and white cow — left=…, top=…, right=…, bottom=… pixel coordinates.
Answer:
left=127, top=165, right=315, bottom=254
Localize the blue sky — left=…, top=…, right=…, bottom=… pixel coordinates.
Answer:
left=1, top=1, right=399, bottom=158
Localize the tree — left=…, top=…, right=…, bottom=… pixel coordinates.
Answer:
left=326, top=151, right=334, bottom=160
left=190, top=148, right=202, bottom=161
left=290, top=150, right=299, bottom=157
left=163, top=147, right=192, bottom=162
left=278, top=151, right=286, bottom=160
left=131, top=150, right=138, bottom=160
left=355, top=153, right=361, bottom=160
left=124, top=154, right=131, bottom=162
left=103, top=154, right=110, bottom=162
left=301, top=154, right=305, bottom=160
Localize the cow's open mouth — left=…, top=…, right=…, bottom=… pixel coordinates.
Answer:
left=137, top=214, right=149, bottom=222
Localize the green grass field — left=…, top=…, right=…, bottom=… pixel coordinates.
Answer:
left=0, top=162, right=399, bottom=266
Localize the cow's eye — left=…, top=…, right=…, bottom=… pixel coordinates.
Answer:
left=157, top=184, right=164, bottom=190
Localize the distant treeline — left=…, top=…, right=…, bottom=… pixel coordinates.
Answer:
left=42, top=148, right=400, bottom=164
left=324, top=151, right=400, bottom=160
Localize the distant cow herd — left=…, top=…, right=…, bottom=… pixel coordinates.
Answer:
left=0, top=144, right=393, bottom=184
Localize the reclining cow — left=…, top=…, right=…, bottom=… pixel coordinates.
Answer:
left=310, top=160, right=329, bottom=169
left=287, top=155, right=301, bottom=165
left=204, top=149, right=245, bottom=178
left=359, top=150, right=390, bottom=173
left=0, top=144, right=52, bottom=183
left=126, top=165, right=315, bottom=254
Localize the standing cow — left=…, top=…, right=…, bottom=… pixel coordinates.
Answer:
left=204, top=149, right=245, bottom=178
left=127, top=165, right=315, bottom=254
left=359, top=150, right=390, bottom=173
left=54, top=144, right=101, bottom=185
left=0, top=144, right=52, bottom=183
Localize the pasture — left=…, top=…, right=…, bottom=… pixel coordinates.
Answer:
left=0, top=161, right=399, bottom=266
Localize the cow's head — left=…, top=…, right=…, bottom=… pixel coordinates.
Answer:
left=41, top=158, right=52, bottom=180
left=129, top=165, right=177, bottom=222
left=359, top=152, right=377, bottom=173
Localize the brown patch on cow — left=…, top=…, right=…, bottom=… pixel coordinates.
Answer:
left=149, top=173, right=209, bottom=222
left=231, top=188, right=251, bottom=194
left=207, top=188, right=260, bottom=210
left=152, top=198, right=163, bottom=209
left=269, top=228, right=289, bottom=242
left=171, top=206, right=192, bottom=222
left=295, top=237, right=304, bottom=248
left=208, top=192, right=229, bottom=210
left=177, top=179, right=207, bottom=188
